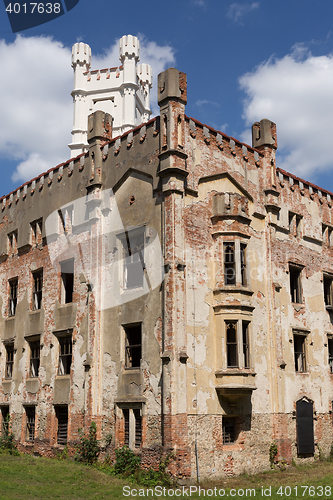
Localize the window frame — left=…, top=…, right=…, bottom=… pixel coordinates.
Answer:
left=58, top=335, right=72, bottom=376
left=60, top=259, right=74, bottom=304
left=124, top=324, right=142, bottom=369
left=120, top=229, right=145, bottom=291
left=55, top=405, right=68, bottom=445
left=29, top=340, right=40, bottom=378
left=30, top=218, right=43, bottom=247
left=121, top=406, right=142, bottom=450
left=289, top=264, right=303, bottom=304
left=32, top=269, right=43, bottom=311
left=293, top=332, right=307, bottom=373
left=25, top=406, right=36, bottom=442
left=4, top=343, right=14, bottom=379
left=222, top=416, right=237, bottom=445
left=224, top=319, right=251, bottom=370
left=8, top=277, right=18, bottom=317
left=223, top=240, right=248, bottom=287
left=328, top=335, right=333, bottom=374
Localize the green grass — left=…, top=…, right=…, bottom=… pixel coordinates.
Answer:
left=1, top=453, right=333, bottom=499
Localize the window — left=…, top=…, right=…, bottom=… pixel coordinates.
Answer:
left=324, top=276, right=333, bottom=307
left=25, top=407, right=35, bottom=442
left=289, top=265, right=302, bottom=304
left=55, top=406, right=68, bottom=445
left=60, top=259, right=74, bottom=304
left=323, top=225, right=333, bottom=247
left=226, top=321, right=238, bottom=368
left=124, top=324, right=142, bottom=368
left=30, top=219, right=42, bottom=247
left=328, top=336, right=333, bottom=374
left=29, top=341, right=40, bottom=378
left=294, top=333, right=307, bottom=372
left=5, top=343, right=14, bottom=379
left=59, top=206, right=74, bottom=234
left=32, top=270, right=43, bottom=310
left=223, top=241, right=248, bottom=286
left=222, top=417, right=237, bottom=444
left=122, top=231, right=145, bottom=290
left=58, top=336, right=72, bottom=375
left=1, top=407, right=9, bottom=434
left=225, top=320, right=251, bottom=369
left=7, top=230, right=17, bottom=256
left=224, top=243, right=236, bottom=285
left=9, top=278, right=18, bottom=316
left=242, top=322, right=250, bottom=369
left=122, top=407, right=142, bottom=449
left=289, top=212, right=302, bottom=237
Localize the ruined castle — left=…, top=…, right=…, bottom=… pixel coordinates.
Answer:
left=0, top=34, right=332, bottom=479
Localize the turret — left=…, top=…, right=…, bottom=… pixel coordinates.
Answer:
left=71, top=42, right=91, bottom=91
left=137, top=63, right=153, bottom=116
left=252, top=118, right=278, bottom=188
left=119, top=35, right=140, bottom=133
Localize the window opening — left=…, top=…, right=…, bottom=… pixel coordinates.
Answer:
left=9, top=278, right=18, bottom=316
left=123, top=232, right=144, bottom=289
left=122, top=407, right=142, bottom=449
left=7, top=231, right=17, bottom=255
left=324, top=276, right=333, bottom=307
left=134, top=409, right=142, bottom=449
left=56, top=406, right=68, bottom=445
left=328, top=337, right=333, bottom=374
left=294, top=333, right=306, bottom=372
left=33, top=270, right=43, bottom=310
left=290, top=266, right=302, bottom=303
left=240, top=243, right=247, bottom=286
left=1, top=407, right=9, bottom=434
left=61, top=259, right=74, bottom=304
left=58, top=336, right=72, bottom=375
left=296, top=399, right=314, bottom=455
left=26, top=407, right=35, bottom=442
left=222, top=417, right=237, bottom=444
left=124, top=324, right=142, bottom=368
left=123, top=409, right=129, bottom=446
left=226, top=321, right=238, bottom=368
left=31, top=219, right=42, bottom=246
left=5, top=343, right=14, bottom=379
left=224, top=243, right=236, bottom=285
left=29, top=341, right=40, bottom=378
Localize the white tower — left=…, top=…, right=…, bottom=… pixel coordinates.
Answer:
left=69, top=35, right=153, bottom=158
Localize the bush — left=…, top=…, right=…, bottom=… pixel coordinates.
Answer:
left=113, top=446, right=140, bottom=476
left=0, top=415, right=19, bottom=455
left=75, top=421, right=100, bottom=464
left=269, top=441, right=278, bottom=468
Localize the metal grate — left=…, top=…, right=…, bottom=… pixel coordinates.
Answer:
left=26, top=407, right=35, bottom=442
left=134, top=409, right=142, bottom=449
left=56, top=407, right=68, bottom=445
left=222, top=417, right=236, bottom=444
left=123, top=409, right=129, bottom=446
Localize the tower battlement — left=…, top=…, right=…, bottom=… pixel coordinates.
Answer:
left=69, top=35, right=152, bottom=158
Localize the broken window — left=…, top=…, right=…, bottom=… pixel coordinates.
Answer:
left=5, top=343, right=14, bottom=379
left=289, top=265, right=302, bottom=304
left=9, top=278, right=18, bottom=316
left=124, top=324, right=142, bottom=368
left=122, top=232, right=145, bottom=290
left=59, top=206, right=74, bottom=234
left=30, top=219, right=42, bottom=247
left=29, top=341, right=40, bottom=378
left=122, top=407, right=142, bottom=449
left=296, top=399, right=314, bottom=455
left=7, top=230, right=17, bottom=256
left=222, top=416, right=237, bottom=444
left=328, top=336, right=333, bottom=374
left=56, top=406, right=68, bottom=445
left=58, top=336, right=72, bottom=375
left=324, top=276, right=333, bottom=307
left=242, top=322, right=250, bottom=369
left=60, top=259, right=74, bottom=304
left=26, top=407, right=35, bottom=442
left=289, top=213, right=302, bottom=237
left=294, top=333, right=307, bottom=373
left=32, top=270, right=43, bottom=310
left=224, top=242, right=236, bottom=285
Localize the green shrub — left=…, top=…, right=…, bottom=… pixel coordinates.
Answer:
left=0, top=415, right=19, bottom=455
left=75, top=421, right=100, bottom=464
left=269, top=441, right=278, bottom=468
left=113, top=446, right=140, bottom=476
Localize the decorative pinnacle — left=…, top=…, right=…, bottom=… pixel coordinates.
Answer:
left=119, top=35, right=140, bottom=61
left=71, top=42, right=91, bottom=68
left=137, top=64, right=153, bottom=87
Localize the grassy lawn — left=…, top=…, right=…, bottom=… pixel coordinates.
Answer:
left=1, top=454, right=333, bottom=499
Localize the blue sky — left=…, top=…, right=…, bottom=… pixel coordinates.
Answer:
left=1, top=0, right=333, bottom=196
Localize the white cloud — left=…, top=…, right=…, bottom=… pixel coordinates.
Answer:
left=195, top=99, right=220, bottom=108
left=227, top=2, right=259, bottom=23
left=0, top=34, right=175, bottom=185
left=239, top=45, right=333, bottom=178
